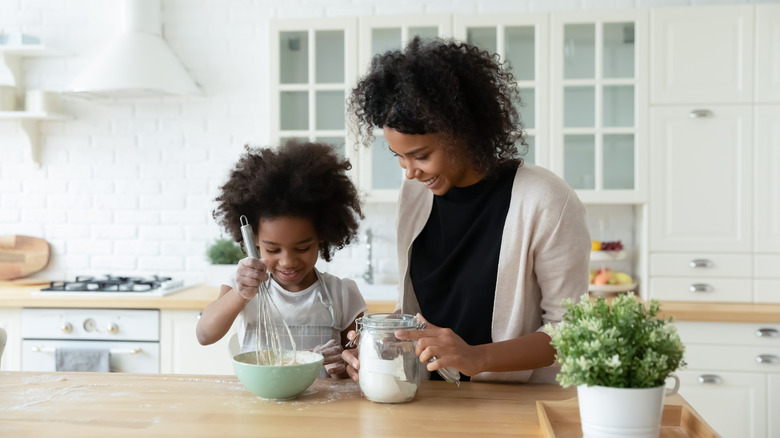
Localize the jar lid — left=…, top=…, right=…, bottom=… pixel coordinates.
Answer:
left=358, top=313, right=420, bottom=330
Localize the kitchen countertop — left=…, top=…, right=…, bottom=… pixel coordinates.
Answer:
left=0, top=371, right=708, bottom=437
left=1, top=279, right=779, bottom=322
left=0, top=279, right=399, bottom=314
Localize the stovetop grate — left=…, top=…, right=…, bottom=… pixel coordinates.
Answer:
left=40, top=275, right=174, bottom=293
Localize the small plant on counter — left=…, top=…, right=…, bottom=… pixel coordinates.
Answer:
left=547, top=292, right=686, bottom=389
left=206, top=238, right=244, bottom=265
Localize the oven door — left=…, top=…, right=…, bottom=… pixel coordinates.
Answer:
left=22, top=340, right=160, bottom=373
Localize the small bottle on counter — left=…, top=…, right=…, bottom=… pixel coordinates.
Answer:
left=354, top=313, right=421, bottom=403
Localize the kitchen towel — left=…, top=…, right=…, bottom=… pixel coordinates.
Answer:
left=55, top=348, right=110, bottom=372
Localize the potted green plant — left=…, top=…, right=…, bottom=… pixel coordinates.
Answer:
left=204, top=238, right=244, bottom=286
left=547, top=292, right=686, bottom=438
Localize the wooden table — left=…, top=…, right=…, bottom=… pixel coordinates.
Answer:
left=0, top=371, right=712, bottom=437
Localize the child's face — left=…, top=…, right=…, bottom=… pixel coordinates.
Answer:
left=383, top=126, right=484, bottom=196
left=256, top=216, right=319, bottom=292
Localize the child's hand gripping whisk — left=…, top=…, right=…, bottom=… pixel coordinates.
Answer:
left=240, top=215, right=297, bottom=365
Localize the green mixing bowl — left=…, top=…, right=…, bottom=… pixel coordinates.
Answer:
left=232, top=350, right=324, bottom=400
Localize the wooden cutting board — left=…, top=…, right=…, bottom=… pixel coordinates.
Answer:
left=0, top=235, right=50, bottom=281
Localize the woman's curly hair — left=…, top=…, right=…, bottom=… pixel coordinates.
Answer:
left=348, top=36, right=526, bottom=175
left=212, top=140, right=363, bottom=262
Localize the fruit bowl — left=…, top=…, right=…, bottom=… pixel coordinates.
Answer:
left=588, top=283, right=638, bottom=296
left=589, top=250, right=627, bottom=262
left=233, top=350, right=323, bottom=400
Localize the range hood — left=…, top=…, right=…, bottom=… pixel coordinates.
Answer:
left=67, top=0, right=201, bottom=99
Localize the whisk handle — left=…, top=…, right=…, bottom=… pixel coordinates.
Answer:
left=240, top=215, right=260, bottom=259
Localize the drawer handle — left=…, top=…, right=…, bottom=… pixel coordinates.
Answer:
left=755, top=354, right=779, bottom=365
left=689, top=283, right=713, bottom=293
left=756, top=328, right=779, bottom=338
left=689, top=109, right=713, bottom=118
left=697, top=374, right=722, bottom=384
left=689, top=259, right=713, bottom=269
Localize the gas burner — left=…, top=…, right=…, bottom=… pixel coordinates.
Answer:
left=39, top=275, right=183, bottom=295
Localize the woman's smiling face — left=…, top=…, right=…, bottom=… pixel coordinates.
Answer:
left=383, top=126, right=484, bottom=196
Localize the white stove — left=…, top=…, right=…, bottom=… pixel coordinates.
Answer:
left=32, top=275, right=187, bottom=297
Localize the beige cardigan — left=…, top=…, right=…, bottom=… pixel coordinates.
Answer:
left=394, top=163, right=590, bottom=383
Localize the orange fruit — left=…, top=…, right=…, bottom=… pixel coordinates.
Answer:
left=591, top=240, right=602, bottom=252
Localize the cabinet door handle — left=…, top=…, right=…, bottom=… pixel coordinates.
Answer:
left=689, top=283, right=713, bottom=293
left=756, top=328, right=779, bottom=338
left=689, top=109, right=713, bottom=118
left=755, top=354, right=779, bottom=365
left=689, top=259, right=713, bottom=269
left=697, top=374, right=722, bottom=384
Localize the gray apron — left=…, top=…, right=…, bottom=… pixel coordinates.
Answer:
left=241, top=269, right=340, bottom=377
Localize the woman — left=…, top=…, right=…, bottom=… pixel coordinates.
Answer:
left=343, top=36, right=591, bottom=384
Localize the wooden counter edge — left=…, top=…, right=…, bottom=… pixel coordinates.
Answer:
left=2, top=280, right=780, bottom=323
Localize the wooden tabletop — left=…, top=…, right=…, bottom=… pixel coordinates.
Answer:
left=0, top=371, right=714, bottom=438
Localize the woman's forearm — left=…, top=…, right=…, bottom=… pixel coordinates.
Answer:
left=469, top=331, right=556, bottom=374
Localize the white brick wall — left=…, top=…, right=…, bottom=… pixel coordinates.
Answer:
left=0, top=0, right=760, bottom=286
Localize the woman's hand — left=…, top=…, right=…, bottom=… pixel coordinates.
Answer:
left=234, top=257, right=270, bottom=301
left=395, top=314, right=484, bottom=377
left=341, top=330, right=360, bottom=382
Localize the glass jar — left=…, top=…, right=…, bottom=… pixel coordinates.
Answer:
left=355, top=313, right=421, bottom=404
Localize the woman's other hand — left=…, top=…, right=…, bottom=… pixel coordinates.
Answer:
left=341, top=330, right=360, bottom=382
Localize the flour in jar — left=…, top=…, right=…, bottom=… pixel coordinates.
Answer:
left=358, top=351, right=417, bottom=403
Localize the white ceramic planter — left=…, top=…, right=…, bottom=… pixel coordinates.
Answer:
left=577, top=375, right=680, bottom=438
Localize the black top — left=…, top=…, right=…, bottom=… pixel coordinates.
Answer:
left=410, top=163, right=518, bottom=381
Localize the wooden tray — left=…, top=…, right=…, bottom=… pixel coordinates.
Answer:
left=536, top=398, right=719, bottom=438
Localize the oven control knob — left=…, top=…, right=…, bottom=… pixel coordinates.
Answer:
left=60, top=322, right=73, bottom=334
left=107, top=323, right=119, bottom=334
left=83, top=318, right=96, bottom=332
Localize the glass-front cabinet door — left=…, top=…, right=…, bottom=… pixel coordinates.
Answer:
left=270, top=18, right=359, bottom=180
left=357, top=15, right=452, bottom=203
left=551, top=10, right=648, bottom=203
left=453, top=13, right=549, bottom=169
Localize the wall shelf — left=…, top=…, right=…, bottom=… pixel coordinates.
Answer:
left=0, top=44, right=70, bottom=168
left=0, top=112, right=71, bottom=167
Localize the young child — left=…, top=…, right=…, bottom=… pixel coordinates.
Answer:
left=196, top=140, right=367, bottom=378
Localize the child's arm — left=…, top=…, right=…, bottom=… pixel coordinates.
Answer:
left=195, top=284, right=247, bottom=345
left=195, top=257, right=268, bottom=345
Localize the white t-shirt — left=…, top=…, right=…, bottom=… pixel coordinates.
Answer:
left=233, top=270, right=367, bottom=352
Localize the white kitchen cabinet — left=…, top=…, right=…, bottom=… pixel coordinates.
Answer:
left=675, top=321, right=780, bottom=438
left=769, top=373, right=780, bottom=438
left=755, top=255, right=780, bottom=303
left=649, top=253, right=752, bottom=303
left=650, top=5, right=754, bottom=104
left=0, top=309, right=22, bottom=371
left=0, top=45, right=70, bottom=168
left=550, top=10, right=648, bottom=203
left=755, top=106, right=780, bottom=253
left=649, top=105, right=753, bottom=253
left=270, top=18, right=359, bottom=182
left=159, top=310, right=235, bottom=375
left=756, top=5, right=780, bottom=102
left=677, top=370, right=765, bottom=438
left=272, top=10, right=647, bottom=204
left=452, top=12, right=549, bottom=170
